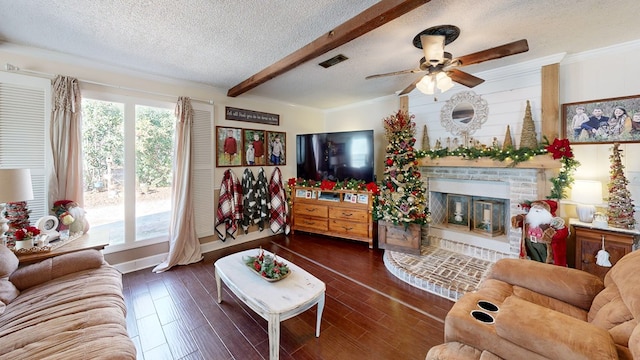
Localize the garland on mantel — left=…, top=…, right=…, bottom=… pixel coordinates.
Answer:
left=416, top=144, right=548, bottom=163
left=415, top=136, right=580, bottom=200
left=287, top=138, right=579, bottom=201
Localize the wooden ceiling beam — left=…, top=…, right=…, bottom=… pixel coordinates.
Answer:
left=227, top=0, right=431, bottom=97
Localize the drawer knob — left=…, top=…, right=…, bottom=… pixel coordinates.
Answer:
left=342, top=213, right=353, bottom=217
left=305, top=208, right=317, bottom=212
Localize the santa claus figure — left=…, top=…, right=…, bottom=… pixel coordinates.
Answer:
left=511, top=200, right=568, bottom=266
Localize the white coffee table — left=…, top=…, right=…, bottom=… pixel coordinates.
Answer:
left=214, top=249, right=325, bottom=360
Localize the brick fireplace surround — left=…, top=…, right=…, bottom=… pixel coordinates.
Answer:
left=383, top=157, right=560, bottom=300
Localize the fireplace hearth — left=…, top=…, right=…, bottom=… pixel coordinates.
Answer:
left=382, top=157, right=562, bottom=300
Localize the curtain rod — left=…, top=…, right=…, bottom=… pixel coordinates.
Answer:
left=3, top=63, right=214, bottom=105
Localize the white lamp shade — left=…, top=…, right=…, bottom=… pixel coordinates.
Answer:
left=0, top=168, right=34, bottom=203
left=416, top=75, right=436, bottom=94
left=571, top=180, right=603, bottom=223
left=570, top=180, right=603, bottom=205
left=416, top=72, right=454, bottom=95
left=436, top=72, right=454, bottom=92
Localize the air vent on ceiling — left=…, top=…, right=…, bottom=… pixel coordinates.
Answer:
left=319, top=54, right=349, bottom=68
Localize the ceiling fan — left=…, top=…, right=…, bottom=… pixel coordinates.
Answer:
left=366, top=25, right=529, bottom=95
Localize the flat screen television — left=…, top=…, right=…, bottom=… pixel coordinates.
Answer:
left=296, top=130, right=375, bottom=183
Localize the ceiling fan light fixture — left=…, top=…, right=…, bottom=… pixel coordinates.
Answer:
left=416, top=72, right=454, bottom=95
left=420, top=35, right=445, bottom=65
left=436, top=72, right=454, bottom=92
left=416, top=75, right=436, bottom=95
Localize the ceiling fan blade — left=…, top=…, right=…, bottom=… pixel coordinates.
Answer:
left=398, top=77, right=422, bottom=96
left=455, top=39, right=529, bottom=66
left=366, top=68, right=423, bottom=80
left=447, top=69, right=485, bottom=88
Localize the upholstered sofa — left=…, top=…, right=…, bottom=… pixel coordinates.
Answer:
left=0, top=245, right=136, bottom=359
left=426, top=248, right=640, bottom=360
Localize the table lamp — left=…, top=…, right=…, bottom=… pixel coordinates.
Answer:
left=0, top=169, right=34, bottom=244
left=570, top=179, right=603, bottom=223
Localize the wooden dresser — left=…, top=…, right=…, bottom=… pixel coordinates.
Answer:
left=571, top=218, right=639, bottom=281
left=291, top=186, right=374, bottom=248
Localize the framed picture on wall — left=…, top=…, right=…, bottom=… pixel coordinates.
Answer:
left=216, top=126, right=243, bottom=167
left=561, top=95, right=640, bottom=144
left=266, top=131, right=286, bottom=166
left=242, top=129, right=266, bottom=166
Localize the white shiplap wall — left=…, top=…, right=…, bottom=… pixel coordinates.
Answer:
left=408, top=54, right=565, bottom=150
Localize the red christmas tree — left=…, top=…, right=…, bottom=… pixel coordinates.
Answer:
left=606, top=143, right=636, bottom=229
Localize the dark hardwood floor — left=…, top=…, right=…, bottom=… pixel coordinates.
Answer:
left=122, top=233, right=454, bottom=360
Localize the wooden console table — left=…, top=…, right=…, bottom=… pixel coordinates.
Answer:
left=571, top=219, right=639, bottom=281
left=16, top=233, right=109, bottom=265
left=290, top=186, right=374, bottom=248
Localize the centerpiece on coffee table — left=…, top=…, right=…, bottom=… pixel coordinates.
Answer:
left=244, top=248, right=290, bottom=282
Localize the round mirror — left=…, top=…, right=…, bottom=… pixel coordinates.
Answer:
left=441, top=91, right=488, bottom=136
left=452, top=102, right=475, bottom=124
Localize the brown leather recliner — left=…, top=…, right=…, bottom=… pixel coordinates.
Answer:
left=426, top=248, right=640, bottom=360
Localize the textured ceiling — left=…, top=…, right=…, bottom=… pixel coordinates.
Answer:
left=1, top=0, right=639, bottom=109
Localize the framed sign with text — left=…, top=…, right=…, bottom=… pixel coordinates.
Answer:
left=225, top=107, right=279, bottom=126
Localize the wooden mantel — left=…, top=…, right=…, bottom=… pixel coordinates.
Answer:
left=418, top=154, right=561, bottom=169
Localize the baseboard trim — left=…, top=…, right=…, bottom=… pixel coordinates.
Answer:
left=112, top=230, right=276, bottom=273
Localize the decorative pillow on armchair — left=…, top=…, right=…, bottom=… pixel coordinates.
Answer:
left=0, top=245, right=20, bottom=312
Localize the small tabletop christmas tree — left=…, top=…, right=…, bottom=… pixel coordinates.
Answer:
left=607, top=143, right=636, bottom=229
left=519, top=100, right=538, bottom=149
left=373, top=110, right=429, bottom=226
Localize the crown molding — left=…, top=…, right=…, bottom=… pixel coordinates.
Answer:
left=476, top=53, right=567, bottom=81
left=561, top=39, right=640, bottom=65
left=0, top=43, right=220, bottom=91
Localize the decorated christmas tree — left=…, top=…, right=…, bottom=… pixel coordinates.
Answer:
left=373, top=110, right=429, bottom=226
left=607, top=143, right=636, bottom=229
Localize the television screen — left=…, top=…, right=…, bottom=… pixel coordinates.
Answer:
left=296, top=130, right=375, bottom=183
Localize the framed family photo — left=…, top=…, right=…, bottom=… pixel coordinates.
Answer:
left=561, top=95, right=640, bottom=144
left=266, top=131, right=286, bottom=166
left=216, top=126, right=242, bottom=167
left=242, top=129, right=266, bottom=166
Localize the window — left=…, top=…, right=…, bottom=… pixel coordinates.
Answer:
left=134, top=105, right=175, bottom=242
left=82, top=95, right=175, bottom=246
left=82, top=99, right=125, bottom=244
left=1, top=73, right=215, bottom=250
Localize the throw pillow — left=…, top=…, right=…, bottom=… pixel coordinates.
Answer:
left=0, top=280, right=19, bottom=309
left=0, top=245, right=20, bottom=312
left=0, top=244, right=19, bottom=278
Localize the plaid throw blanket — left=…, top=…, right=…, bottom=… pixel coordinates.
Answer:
left=255, top=167, right=270, bottom=231
left=268, top=167, right=289, bottom=234
left=215, top=169, right=242, bottom=241
left=241, top=169, right=256, bottom=234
